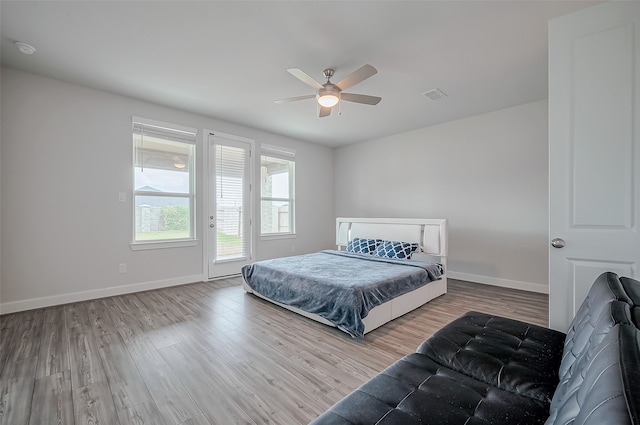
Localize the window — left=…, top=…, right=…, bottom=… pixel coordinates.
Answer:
left=214, top=140, right=251, bottom=260
left=132, top=117, right=196, bottom=246
left=260, top=145, right=295, bottom=236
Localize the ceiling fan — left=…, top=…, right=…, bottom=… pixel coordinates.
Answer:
left=274, top=64, right=382, bottom=117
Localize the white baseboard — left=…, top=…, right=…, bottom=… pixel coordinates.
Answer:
left=0, top=274, right=205, bottom=315
left=447, top=271, right=549, bottom=294
left=0, top=271, right=548, bottom=315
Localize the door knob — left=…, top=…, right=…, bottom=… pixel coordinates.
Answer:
left=551, top=238, right=565, bottom=248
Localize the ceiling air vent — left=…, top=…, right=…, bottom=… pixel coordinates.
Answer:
left=422, top=88, right=447, bottom=101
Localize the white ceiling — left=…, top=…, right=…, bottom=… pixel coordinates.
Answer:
left=0, top=1, right=598, bottom=147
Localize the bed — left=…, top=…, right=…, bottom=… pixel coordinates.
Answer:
left=242, top=218, right=448, bottom=337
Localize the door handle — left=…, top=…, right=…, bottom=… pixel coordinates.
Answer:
left=551, top=238, right=565, bottom=248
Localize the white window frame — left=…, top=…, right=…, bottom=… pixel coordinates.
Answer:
left=260, top=144, right=295, bottom=239
left=130, top=116, right=197, bottom=251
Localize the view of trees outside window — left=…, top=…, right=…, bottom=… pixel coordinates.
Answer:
left=134, top=167, right=191, bottom=240
left=133, top=124, right=195, bottom=242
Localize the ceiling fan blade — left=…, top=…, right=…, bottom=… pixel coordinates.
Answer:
left=340, top=93, right=382, bottom=105
left=336, top=64, right=377, bottom=91
left=274, top=94, right=316, bottom=104
left=287, top=68, right=323, bottom=89
left=319, top=106, right=332, bottom=118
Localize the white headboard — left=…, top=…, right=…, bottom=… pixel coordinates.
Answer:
left=336, top=217, right=447, bottom=257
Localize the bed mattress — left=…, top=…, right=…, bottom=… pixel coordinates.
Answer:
left=241, top=250, right=444, bottom=338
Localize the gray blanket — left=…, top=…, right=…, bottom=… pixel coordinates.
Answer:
left=241, top=250, right=444, bottom=338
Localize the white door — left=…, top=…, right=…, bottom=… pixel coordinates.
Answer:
left=208, top=133, right=253, bottom=279
left=548, top=2, right=640, bottom=331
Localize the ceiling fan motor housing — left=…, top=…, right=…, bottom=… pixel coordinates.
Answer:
left=318, top=84, right=340, bottom=97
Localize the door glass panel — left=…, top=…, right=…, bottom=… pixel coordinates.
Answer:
left=215, top=144, right=248, bottom=261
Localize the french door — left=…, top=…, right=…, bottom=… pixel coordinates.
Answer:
left=208, top=133, right=253, bottom=279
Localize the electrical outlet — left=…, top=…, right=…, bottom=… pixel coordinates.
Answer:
left=119, top=263, right=127, bottom=273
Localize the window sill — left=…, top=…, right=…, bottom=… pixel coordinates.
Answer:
left=260, top=233, right=297, bottom=241
left=130, top=239, right=198, bottom=251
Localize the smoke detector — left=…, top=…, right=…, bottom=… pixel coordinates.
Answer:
left=15, top=42, right=36, bottom=55
left=422, top=88, right=447, bottom=101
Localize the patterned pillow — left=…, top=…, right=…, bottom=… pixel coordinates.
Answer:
left=374, top=240, right=419, bottom=259
left=346, top=237, right=382, bottom=254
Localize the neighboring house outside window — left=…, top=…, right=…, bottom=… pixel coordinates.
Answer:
left=260, top=144, right=295, bottom=237
left=132, top=117, right=196, bottom=249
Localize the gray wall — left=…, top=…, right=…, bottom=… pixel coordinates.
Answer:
left=1, top=66, right=549, bottom=311
left=334, top=100, right=549, bottom=292
left=1, top=67, right=334, bottom=311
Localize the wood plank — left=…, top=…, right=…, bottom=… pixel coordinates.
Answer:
left=117, top=399, right=168, bottom=425
left=0, top=278, right=550, bottom=425
left=167, top=322, right=222, bottom=356
left=222, top=327, right=336, bottom=400
left=230, top=359, right=324, bottom=423
left=176, top=415, right=212, bottom=425
left=96, top=333, right=150, bottom=411
left=68, top=324, right=107, bottom=389
left=168, top=342, right=301, bottom=425
left=114, top=294, right=163, bottom=331
left=101, top=297, right=147, bottom=344
left=73, top=380, right=120, bottom=425
left=65, top=302, right=90, bottom=329
left=126, top=338, right=207, bottom=425
left=0, top=324, right=15, bottom=378
left=145, top=322, right=182, bottom=350
left=87, top=300, right=118, bottom=338
left=35, top=316, right=70, bottom=379
left=134, top=290, right=188, bottom=321
left=6, top=309, right=44, bottom=363
left=250, top=307, right=395, bottom=370
left=158, top=343, right=258, bottom=425
left=28, top=371, right=73, bottom=425
left=0, top=313, right=18, bottom=333
left=42, top=305, right=65, bottom=325
left=113, top=295, right=180, bottom=348
left=135, top=290, right=170, bottom=311
left=0, top=356, right=37, bottom=425
left=142, top=290, right=199, bottom=323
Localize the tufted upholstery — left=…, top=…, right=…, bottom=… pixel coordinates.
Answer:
left=311, top=353, right=551, bottom=425
left=310, top=273, right=640, bottom=425
left=547, top=299, right=634, bottom=421
left=544, top=302, right=639, bottom=425
left=559, top=272, right=631, bottom=379
left=416, top=312, right=565, bottom=403
left=621, top=277, right=640, bottom=304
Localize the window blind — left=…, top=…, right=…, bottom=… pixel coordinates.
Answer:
left=216, top=144, right=249, bottom=259
left=132, top=116, right=197, bottom=144
left=261, top=143, right=295, bottom=160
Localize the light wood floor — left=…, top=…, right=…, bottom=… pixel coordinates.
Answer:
left=0, top=278, right=549, bottom=425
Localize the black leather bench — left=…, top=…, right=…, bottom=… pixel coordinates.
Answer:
left=310, top=272, right=640, bottom=425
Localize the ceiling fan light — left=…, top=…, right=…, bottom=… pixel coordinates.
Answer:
left=318, top=93, right=339, bottom=108
left=317, top=86, right=340, bottom=108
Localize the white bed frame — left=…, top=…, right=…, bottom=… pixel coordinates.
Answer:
left=243, top=217, right=448, bottom=336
